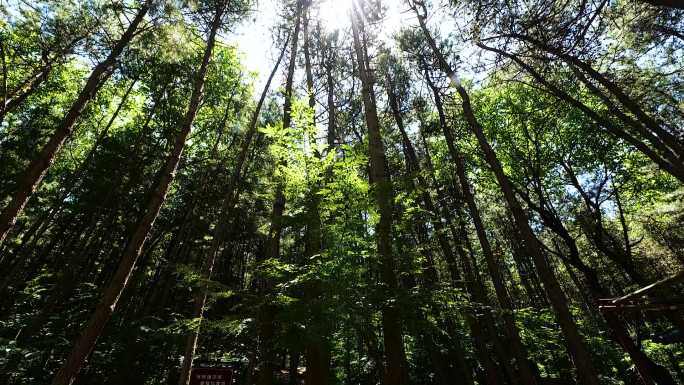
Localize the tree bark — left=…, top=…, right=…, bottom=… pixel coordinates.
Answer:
left=0, top=65, right=51, bottom=124
left=477, top=43, right=684, bottom=184
left=456, top=80, right=601, bottom=385
left=324, top=37, right=337, bottom=150
left=50, top=4, right=222, bottom=384
left=257, top=6, right=302, bottom=384
left=515, top=185, right=677, bottom=385
left=503, top=32, right=684, bottom=165
left=351, top=6, right=409, bottom=385
left=562, top=162, right=651, bottom=286
left=386, top=74, right=448, bottom=282
left=418, top=120, right=510, bottom=384
left=0, top=78, right=138, bottom=299
left=301, top=8, right=332, bottom=385
left=417, top=54, right=537, bottom=384
left=386, top=73, right=479, bottom=385
left=0, top=33, right=86, bottom=123
left=410, top=4, right=600, bottom=383
left=0, top=1, right=151, bottom=244
left=177, top=26, right=291, bottom=385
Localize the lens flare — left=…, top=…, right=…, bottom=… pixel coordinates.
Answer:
left=318, top=0, right=353, bottom=31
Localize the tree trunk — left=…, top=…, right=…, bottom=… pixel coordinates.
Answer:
left=256, top=187, right=286, bottom=385
left=417, top=54, right=537, bottom=384
left=477, top=43, right=684, bottom=184
left=176, top=24, right=291, bottom=385
left=0, top=33, right=86, bottom=124
left=507, top=32, right=684, bottom=165
left=0, top=1, right=151, bottom=244
left=0, top=65, right=51, bottom=124
left=411, top=5, right=600, bottom=383
left=418, top=120, right=512, bottom=384
left=324, top=39, right=337, bottom=150
left=50, top=4, right=222, bottom=384
left=12, top=78, right=139, bottom=272
left=301, top=8, right=332, bottom=385
left=351, top=6, right=409, bottom=385
left=257, top=6, right=302, bottom=384
left=516, top=186, right=677, bottom=385
left=388, top=73, right=492, bottom=384
left=456, top=80, right=601, bottom=385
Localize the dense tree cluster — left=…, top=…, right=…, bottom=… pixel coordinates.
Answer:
left=0, top=0, right=682, bottom=384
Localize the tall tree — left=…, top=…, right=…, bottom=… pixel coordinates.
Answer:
left=351, top=2, right=410, bottom=384
left=177, top=29, right=291, bottom=385
left=0, top=1, right=152, bottom=244
left=256, top=3, right=302, bottom=384
left=51, top=2, right=228, bottom=383
left=1, top=0, right=683, bottom=383
left=408, top=1, right=602, bottom=384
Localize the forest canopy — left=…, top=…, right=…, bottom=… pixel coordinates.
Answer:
left=0, top=0, right=683, bottom=384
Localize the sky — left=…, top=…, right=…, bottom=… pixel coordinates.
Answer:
left=2, top=0, right=454, bottom=91
left=224, top=0, right=418, bottom=91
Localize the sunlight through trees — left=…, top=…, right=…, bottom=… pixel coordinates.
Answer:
left=0, top=0, right=683, bottom=384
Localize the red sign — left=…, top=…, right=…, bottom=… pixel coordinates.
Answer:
left=189, top=367, right=234, bottom=385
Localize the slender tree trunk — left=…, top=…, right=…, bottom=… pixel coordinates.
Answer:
left=418, top=121, right=511, bottom=384
left=386, top=74, right=451, bottom=281
left=427, top=38, right=603, bottom=381
left=177, top=28, right=291, bottom=385
left=12, top=78, right=139, bottom=269
left=469, top=84, right=599, bottom=385
left=16, top=209, right=110, bottom=344
left=324, top=41, right=336, bottom=150
left=506, top=32, right=684, bottom=163
left=303, top=8, right=316, bottom=126
left=562, top=163, right=652, bottom=286
left=351, top=6, right=409, bottom=385
left=1, top=40, right=6, bottom=114
left=411, top=13, right=624, bottom=380
left=0, top=34, right=86, bottom=124
left=450, top=71, right=601, bottom=384
left=50, top=5, right=223, bottom=384
left=417, top=53, right=538, bottom=384
left=305, top=334, right=330, bottom=385
left=516, top=186, right=677, bottom=385
left=0, top=1, right=151, bottom=244
left=0, top=65, right=51, bottom=124
left=256, top=186, right=286, bottom=385
left=257, top=6, right=302, bottom=384
left=300, top=9, right=333, bottom=385
left=357, top=321, right=385, bottom=383
left=477, top=43, right=684, bottom=184
left=390, top=126, right=471, bottom=385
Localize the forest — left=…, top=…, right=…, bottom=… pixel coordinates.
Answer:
left=0, top=0, right=683, bottom=384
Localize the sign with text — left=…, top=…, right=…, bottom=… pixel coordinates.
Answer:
left=189, top=367, right=234, bottom=385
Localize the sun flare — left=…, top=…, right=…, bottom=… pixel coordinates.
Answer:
left=318, top=0, right=354, bottom=31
